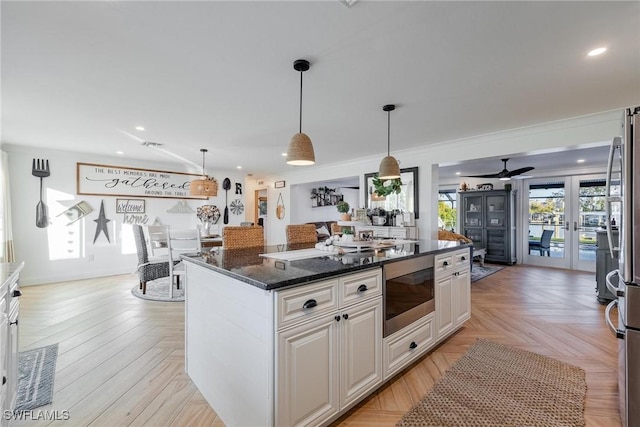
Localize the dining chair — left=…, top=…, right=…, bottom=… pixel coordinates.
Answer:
left=286, top=224, right=318, bottom=245
left=146, top=224, right=169, bottom=258
left=132, top=224, right=172, bottom=295
left=529, top=229, right=553, bottom=256
left=222, top=225, right=264, bottom=249
left=166, top=227, right=202, bottom=298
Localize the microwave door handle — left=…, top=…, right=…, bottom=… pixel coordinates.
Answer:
left=605, top=137, right=621, bottom=258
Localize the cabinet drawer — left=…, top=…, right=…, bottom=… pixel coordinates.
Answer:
left=339, top=269, right=382, bottom=305
left=453, top=249, right=471, bottom=269
left=434, top=253, right=454, bottom=275
left=383, top=313, right=434, bottom=380
left=276, top=279, right=339, bottom=329
left=388, top=228, right=407, bottom=239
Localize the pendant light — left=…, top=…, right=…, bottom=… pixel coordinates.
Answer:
left=189, top=148, right=218, bottom=197
left=286, top=59, right=315, bottom=166
left=378, top=104, right=401, bottom=179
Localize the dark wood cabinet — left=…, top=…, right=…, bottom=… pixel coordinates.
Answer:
left=458, top=189, right=516, bottom=265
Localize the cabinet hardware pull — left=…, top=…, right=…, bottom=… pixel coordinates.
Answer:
left=12, top=289, right=22, bottom=297
left=343, top=313, right=349, bottom=320
left=409, top=341, right=418, bottom=349
left=2, top=376, right=6, bottom=385
left=302, top=299, right=317, bottom=309
left=335, top=315, right=341, bottom=322
left=10, top=319, right=18, bottom=326
left=357, top=284, right=368, bottom=293
left=461, top=256, right=466, bottom=261
left=442, top=261, right=449, bottom=266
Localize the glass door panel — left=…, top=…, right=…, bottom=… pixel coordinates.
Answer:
left=526, top=179, right=568, bottom=269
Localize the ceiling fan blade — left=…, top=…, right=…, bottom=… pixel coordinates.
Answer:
left=463, top=173, right=502, bottom=178
left=505, top=166, right=534, bottom=177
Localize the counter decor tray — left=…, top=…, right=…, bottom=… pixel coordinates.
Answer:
left=333, top=239, right=397, bottom=251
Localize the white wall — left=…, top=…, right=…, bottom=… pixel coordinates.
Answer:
left=290, top=183, right=359, bottom=224
left=5, top=144, right=248, bottom=285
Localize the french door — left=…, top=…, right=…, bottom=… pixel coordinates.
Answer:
left=525, top=174, right=606, bottom=272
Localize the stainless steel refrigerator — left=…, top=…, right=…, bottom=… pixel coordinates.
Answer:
left=605, top=106, right=640, bottom=427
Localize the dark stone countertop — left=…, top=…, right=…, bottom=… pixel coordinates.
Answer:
left=182, top=240, right=471, bottom=291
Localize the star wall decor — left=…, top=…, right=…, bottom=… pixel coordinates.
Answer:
left=93, top=200, right=111, bottom=243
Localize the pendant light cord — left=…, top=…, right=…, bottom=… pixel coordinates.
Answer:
left=387, top=109, right=391, bottom=156
left=299, top=70, right=303, bottom=133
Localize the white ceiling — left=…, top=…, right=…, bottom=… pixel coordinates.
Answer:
left=2, top=1, right=639, bottom=179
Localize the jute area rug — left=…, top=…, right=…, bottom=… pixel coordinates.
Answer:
left=397, top=339, right=586, bottom=427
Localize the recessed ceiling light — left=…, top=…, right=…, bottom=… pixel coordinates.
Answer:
left=135, top=126, right=145, bottom=131
left=237, top=166, right=242, bottom=169
left=577, top=159, right=585, bottom=163
left=587, top=47, right=607, bottom=57
left=455, top=172, right=461, bottom=176
left=116, top=151, right=124, bottom=155
left=281, top=152, right=288, bottom=157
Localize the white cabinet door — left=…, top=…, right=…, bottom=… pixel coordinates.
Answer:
left=435, top=275, right=454, bottom=339
left=276, top=315, right=340, bottom=427
left=0, top=311, right=7, bottom=417
left=453, top=269, right=471, bottom=325
left=339, top=297, right=382, bottom=408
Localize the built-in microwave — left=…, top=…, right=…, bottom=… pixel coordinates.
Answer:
left=383, top=254, right=435, bottom=337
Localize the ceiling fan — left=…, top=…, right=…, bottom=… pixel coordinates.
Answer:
left=464, top=158, right=534, bottom=180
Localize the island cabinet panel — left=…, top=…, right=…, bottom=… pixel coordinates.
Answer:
left=185, top=263, right=275, bottom=427
left=383, top=312, right=435, bottom=380
left=339, top=297, right=383, bottom=408
left=434, top=248, right=471, bottom=340
left=275, top=272, right=383, bottom=427
left=276, top=314, right=340, bottom=427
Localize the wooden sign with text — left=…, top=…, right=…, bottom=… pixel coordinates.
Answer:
left=77, top=163, right=207, bottom=199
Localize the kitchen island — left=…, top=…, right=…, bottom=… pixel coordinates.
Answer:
left=182, top=240, right=471, bottom=427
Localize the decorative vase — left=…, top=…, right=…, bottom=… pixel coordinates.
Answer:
left=202, top=222, right=211, bottom=236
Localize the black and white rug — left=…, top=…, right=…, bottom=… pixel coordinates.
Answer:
left=131, top=277, right=184, bottom=302
left=15, top=343, right=58, bottom=412
left=471, top=264, right=505, bottom=283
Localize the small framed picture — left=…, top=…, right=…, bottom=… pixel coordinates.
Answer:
left=358, top=230, right=373, bottom=240
left=274, top=180, right=286, bottom=188
left=354, top=208, right=367, bottom=222
left=490, top=218, right=500, bottom=226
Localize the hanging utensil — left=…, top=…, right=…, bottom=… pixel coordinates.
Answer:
left=31, top=158, right=50, bottom=228
left=276, top=193, right=285, bottom=220
left=223, top=178, right=231, bottom=224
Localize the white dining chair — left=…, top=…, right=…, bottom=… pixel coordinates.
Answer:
left=166, top=227, right=202, bottom=298
left=145, top=225, right=170, bottom=259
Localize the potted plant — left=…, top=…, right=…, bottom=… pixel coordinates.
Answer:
left=372, top=175, right=403, bottom=197
left=336, top=200, right=351, bottom=221
left=341, top=228, right=354, bottom=242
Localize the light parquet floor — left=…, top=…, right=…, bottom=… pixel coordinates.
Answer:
left=13, top=265, right=620, bottom=426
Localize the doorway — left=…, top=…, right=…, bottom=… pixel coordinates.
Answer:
left=254, top=190, right=267, bottom=228
left=524, top=174, right=607, bottom=272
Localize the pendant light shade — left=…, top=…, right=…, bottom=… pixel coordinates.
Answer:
left=286, top=59, right=315, bottom=166
left=378, top=104, right=401, bottom=179
left=190, top=149, right=218, bottom=197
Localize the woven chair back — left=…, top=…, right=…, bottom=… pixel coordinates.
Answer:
left=286, top=224, right=318, bottom=245
left=223, top=226, right=265, bottom=249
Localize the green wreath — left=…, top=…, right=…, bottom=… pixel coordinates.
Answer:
left=372, top=175, right=403, bottom=197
